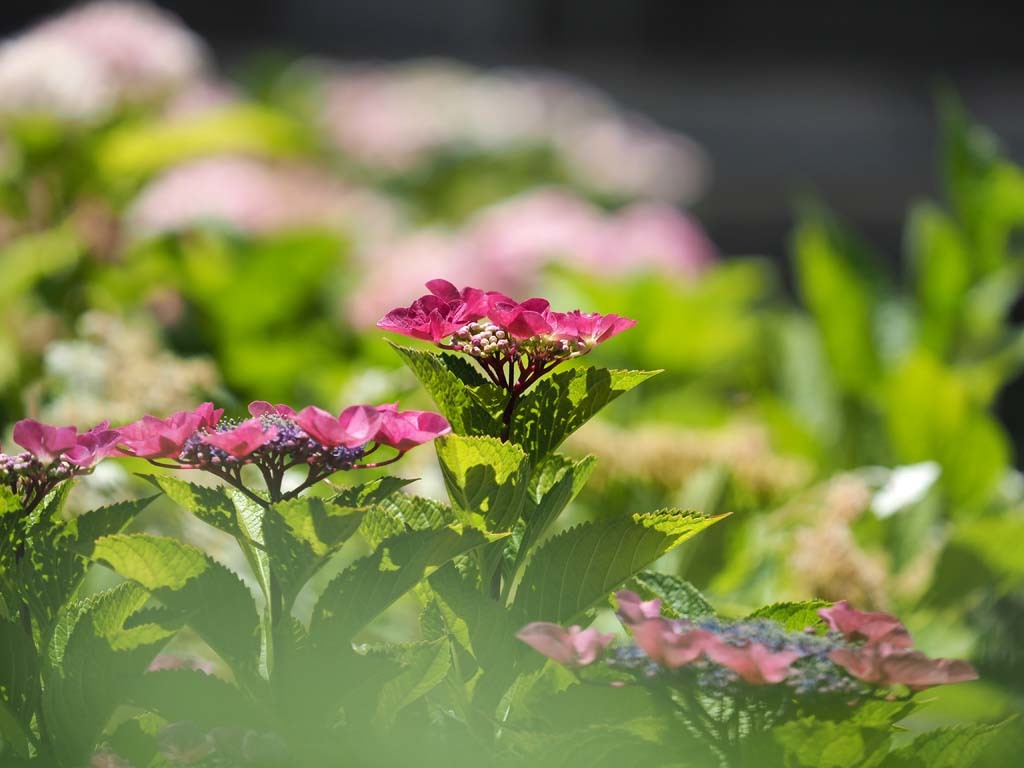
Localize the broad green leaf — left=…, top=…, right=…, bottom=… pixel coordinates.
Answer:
left=310, top=525, right=494, bottom=644
left=0, top=697, right=29, bottom=759
left=793, top=208, right=884, bottom=394
left=330, top=476, right=416, bottom=508
left=435, top=435, right=530, bottom=532
left=91, top=534, right=261, bottom=680
left=0, top=617, right=34, bottom=748
left=512, top=454, right=596, bottom=580
left=882, top=720, right=1012, bottom=768
left=360, top=493, right=458, bottom=548
left=68, top=496, right=156, bottom=546
left=747, top=600, right=831, bottom=632
left=389, top=342, right=501, bottom=436
left=510, top=367, right=659, bottom=462
left=129, top=669, right=261, bottom=730
left=375, top=640, right=452, bottom=725
left=43, top=583, right=172, bottom=766
left=143, top=474, right=236, bottom=534
left=773, top=715, right=893, bottom=768
left=949, top=517, right=1024, bottom=590
left=514, top=509, right=728, bottom=623
left=629, top=571, right=714, bottom=619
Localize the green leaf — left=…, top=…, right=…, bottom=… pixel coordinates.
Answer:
left=512, top=454, right=596, bottom=580
left=773, top=715, right=893, bottom=768
left=68, top=496, right=156, bottom=546
left=748, top=600, right=831, bottom=632
left=0, top=617, right=34, bottom=752
left=375, top=640, right=452, bottom=725
left=628, top=571, right=714, bottom=619
left=143, top=474, right=237, bottom=534
left=330, top=476, right=416, bottom=508
left=91, top=534, right=261, bottom=681
left=43, top=582, right=172, bottom=766
left=435, top=435, right=530, bottom=532
left=389, top=342, right=501, bottom=436
left=882, top=720, right=1013, bottom=768
left=129, top=669, right=261, bottom=730
left=513, top=510, right=728, bottom=623
left=310, top=526, right=494, bottom=645
left=510, top=367, right=659, bottom=462
left=793, top=207, right=884, bottom=394
left=360, top=493, right=458, bottom=549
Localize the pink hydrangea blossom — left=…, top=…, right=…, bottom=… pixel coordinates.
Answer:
left=548, top=310, right=637, bottom=349
left=294, top=405, right=382, bottom=449
left=630, top=617, right=718, bottom=668
left=12, top=419, right=120, bottom=467
left=829, top=643, right=977, bottom=691
left=703, top=640, right=800, bottom=685
left=818, top=601, right=914, bottom=648
left=248, top=401, right=298, bottom=418
left=377, top=279, right=489, bottom=343
left=374, top=405, right=452, bottom=452
left=516, top=622, right=614, bottom=668
left=615, top=590, right=663, bottom=624
left=485, top=294, right=553, bottom=339
left=119, top=403, right=223, bottom=459
left=201, top=419, right=278, bottom=459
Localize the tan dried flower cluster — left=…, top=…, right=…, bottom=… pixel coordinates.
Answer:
left=568, top=421, right=812, bottom=498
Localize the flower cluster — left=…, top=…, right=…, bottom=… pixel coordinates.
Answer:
left=118, top=400, right=450, bottom=505
left=0, top=419, right=120, bottom=514
left=518, top=592, right=977, bottom=700
left=379, top=280, right=636, bottom=394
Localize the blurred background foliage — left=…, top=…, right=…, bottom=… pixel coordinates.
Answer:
left=1, top=1, right=1022, bottom=757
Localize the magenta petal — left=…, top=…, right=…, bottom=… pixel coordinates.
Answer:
left=615, top=590, right=663, bottom=624
left=202, top=419, right=277, bottom=458
left=337, top=405, right=383, bottom=447
left=818, top=601, right=914, bottom=648
left=13, top=420, right=79, bottom=464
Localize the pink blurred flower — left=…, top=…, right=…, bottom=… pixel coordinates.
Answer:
left=703, top=640, right=800, bottom=685
left=374, top=405, right=452, bottom=452
left=829, top=644, right=978, bottom=691
left=201, top=419, right=278, bottom=459
left=818, top=601, right=914, bottom=648
left=147, top=653, right=216, bottom=675
left=295, top=405, right=381, bottom=449
left=516, top=622, right=614, bottom=668
left=32, top=1, right=208, bottom=99
left=615, top=590, right=663, bottom=624
left=119, top=403, right=222, bottom=459
left=630, top=618, right=717, bottom=668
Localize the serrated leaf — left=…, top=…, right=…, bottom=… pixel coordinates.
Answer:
left=330, top=476, right=415, bottom=508
left=91, top=534, right=261, bottom=681
left=514, top=510, right=728, bottom=623
left=375, top=640, right=452, bottom=725
left=773, top=715, right=893, bottom=768
left=0, top=617, right=34, bottom=745
left=360, top=493, right=458, bottom=549
left=512, top=454, right=596, bottom=582
left=43, top=582, right=171, bottom=766
left=389, top=342, right=502, bottom=436
left=629, top=571, right=714, bottom=619
left=310, top=526, right=494, bottom=645
left=69, top=496, right=156, bottom=545
left=883, top=719, right=1014, bottom=768
left=510, top=367, right=660, bottom=462
left=436, top=435, right=530, bottom=532
left=143, top=474, right=237, bottom=534
left=747, top=600, right=831, bottom=632
left=130, top=669, right=260, bottom=730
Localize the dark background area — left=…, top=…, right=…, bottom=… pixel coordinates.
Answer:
left=6, top=1, right=1024, bottom=444
left=5, top=0, right=1024, bottom=262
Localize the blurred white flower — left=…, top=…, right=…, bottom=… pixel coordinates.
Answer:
left=0, top=1, right=207, bottom=121
left=871, top=462, right=941, bottom=519
left=0, top=35, right=115, bottom=121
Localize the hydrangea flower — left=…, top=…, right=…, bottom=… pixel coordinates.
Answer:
left=516, top=622, right=614, bottom=668
left=1, top=419, right=121, bottom=514
left=379, top=281, right=636, bottom=396
left=118, top=400, right=450, bottom=505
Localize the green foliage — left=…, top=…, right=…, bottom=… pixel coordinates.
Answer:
left=513, top=510, right=727, bottom=623
left=630, top=571, right=715, bottom=619
left=748, top=601, right=831, bottom=632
